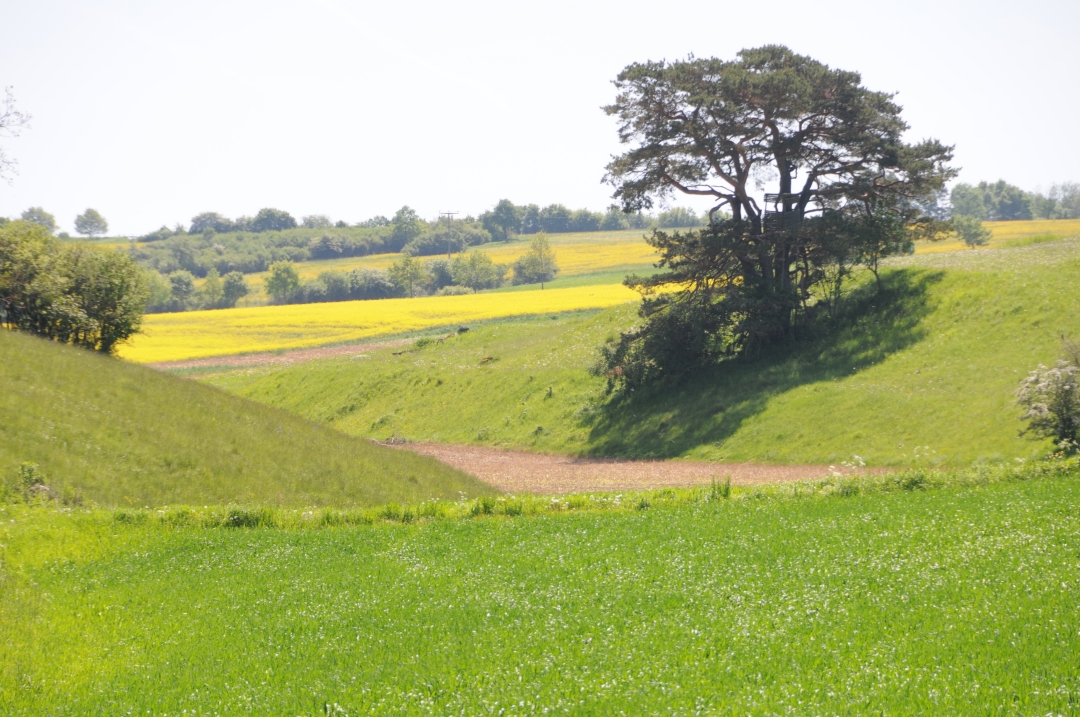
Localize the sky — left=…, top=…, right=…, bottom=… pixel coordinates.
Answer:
left=1, top=0, right=1077, bottom=236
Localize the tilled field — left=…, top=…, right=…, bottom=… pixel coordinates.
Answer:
left=395, top=442, right=884, bottom=494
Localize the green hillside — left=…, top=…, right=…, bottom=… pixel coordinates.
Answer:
left=1, top=330, right=495, bottom=507
left=204, top=238, right=1080, bottom=466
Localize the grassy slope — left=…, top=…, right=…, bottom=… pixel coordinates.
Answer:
left=205, top=238, right=1080, bottom=466
left=0, top=330, right=494, bottom=507
left=4, top=469, right=1080, bottom=714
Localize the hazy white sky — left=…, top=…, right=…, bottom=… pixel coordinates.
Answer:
left=1, top=0, right=1077, bottom=235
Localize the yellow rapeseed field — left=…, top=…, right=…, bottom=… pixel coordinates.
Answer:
left=914, top=218, right=1080, bottom=253
left=232, top=230, right=658, bottom=304
left=121, top=284, right=642, bottom=363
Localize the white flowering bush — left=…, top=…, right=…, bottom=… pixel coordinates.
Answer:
left=1016, top=360, right=1080, bottom=453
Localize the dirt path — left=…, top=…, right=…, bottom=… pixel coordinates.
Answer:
left=393, top=442, right=882, bottom=494
left=149, top=339, right=414, bottom=371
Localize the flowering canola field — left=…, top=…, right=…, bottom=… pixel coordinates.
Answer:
left=233, top=230, right=660, bottom=303
left=120, top=284, right=641, bottom=363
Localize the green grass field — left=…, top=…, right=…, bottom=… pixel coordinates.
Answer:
left=203, top=238, right=1080, bottom=466
left=0, top=329, right=494, bottom=508
left=3, top=462, right=1079, bottom=714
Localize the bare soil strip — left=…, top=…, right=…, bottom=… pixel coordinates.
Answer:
left=149, top=340, right=414, bottom=371
left=393, top=442, right=884, bottom=495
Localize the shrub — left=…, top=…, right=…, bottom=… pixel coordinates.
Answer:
left=403, top=224, right=491, bottom=257
left=388, top=255, right=428, bottom=298
left=450, top=252, right=504, bottom=292
left=426, top=258, right=454, bottom=290
left=1017, top=360, right=1080, bottom=453
left=511, top=233, right=559, bottom=287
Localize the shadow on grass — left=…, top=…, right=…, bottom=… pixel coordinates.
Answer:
left=581, top=268, right=945, bottom=459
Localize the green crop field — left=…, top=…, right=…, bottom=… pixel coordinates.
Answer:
left=0, top=329, right=493, bottom=508
left=3, top=462, right=1079, bottom=714
left=203, top=237, right=1080, bottom=466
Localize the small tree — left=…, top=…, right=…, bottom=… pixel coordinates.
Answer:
left=390, top=206, right=425, bottom=250
left=168, top=270, right=197, bottom=309
left=265, top=261, right=301, bottom=302
left=221, top=271, right=249, bottom=307
left=512, top=232, right=559, bottom=288
left=1017, top=360, right=1080, bottom=454
left=451, top=252, right=504, bottom=293
left=388, top=255, right=428, bottom=298
left=20, top=207, right=56, bottom=234
left=490, top=200, right=520, bottom=240
left=189, top=212, right=234, bottom=234
left=953, top=215, right=990, bottom=249
left=74, top=208, right=108, bottom=237
left=302, top=214, right=332, bottom=229
left=199, top=267, right=224, bottom=308
left=250, top=208, right=297, bottom=232
left=54, top=246, right=150, bottom=353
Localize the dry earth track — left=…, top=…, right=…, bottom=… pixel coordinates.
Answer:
left=148, top=339, right=414, bottom=371
left=393, top=443, right=885, bottom=494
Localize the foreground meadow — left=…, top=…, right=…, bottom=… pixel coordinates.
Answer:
left=4, top=464, right=1079, bottom=714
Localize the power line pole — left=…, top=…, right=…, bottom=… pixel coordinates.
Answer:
left=439, top=211, right=458, bottom=259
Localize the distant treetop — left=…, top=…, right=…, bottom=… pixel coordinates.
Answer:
left=74, top=208, right=108, bottom=237
left=21, top=206, right=56, bottom=234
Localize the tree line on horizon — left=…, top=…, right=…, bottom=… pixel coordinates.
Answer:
left=949, top=181, right=1080, bottom=222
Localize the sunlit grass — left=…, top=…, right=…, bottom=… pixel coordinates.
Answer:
left=0, top=329, right=493, bottom=507
left=3, top=461, right=1079, bottom=714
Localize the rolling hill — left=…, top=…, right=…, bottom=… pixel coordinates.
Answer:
left=1, top=329, right=495, bottom=507
left=202, top=237, right=1080, bottom=466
